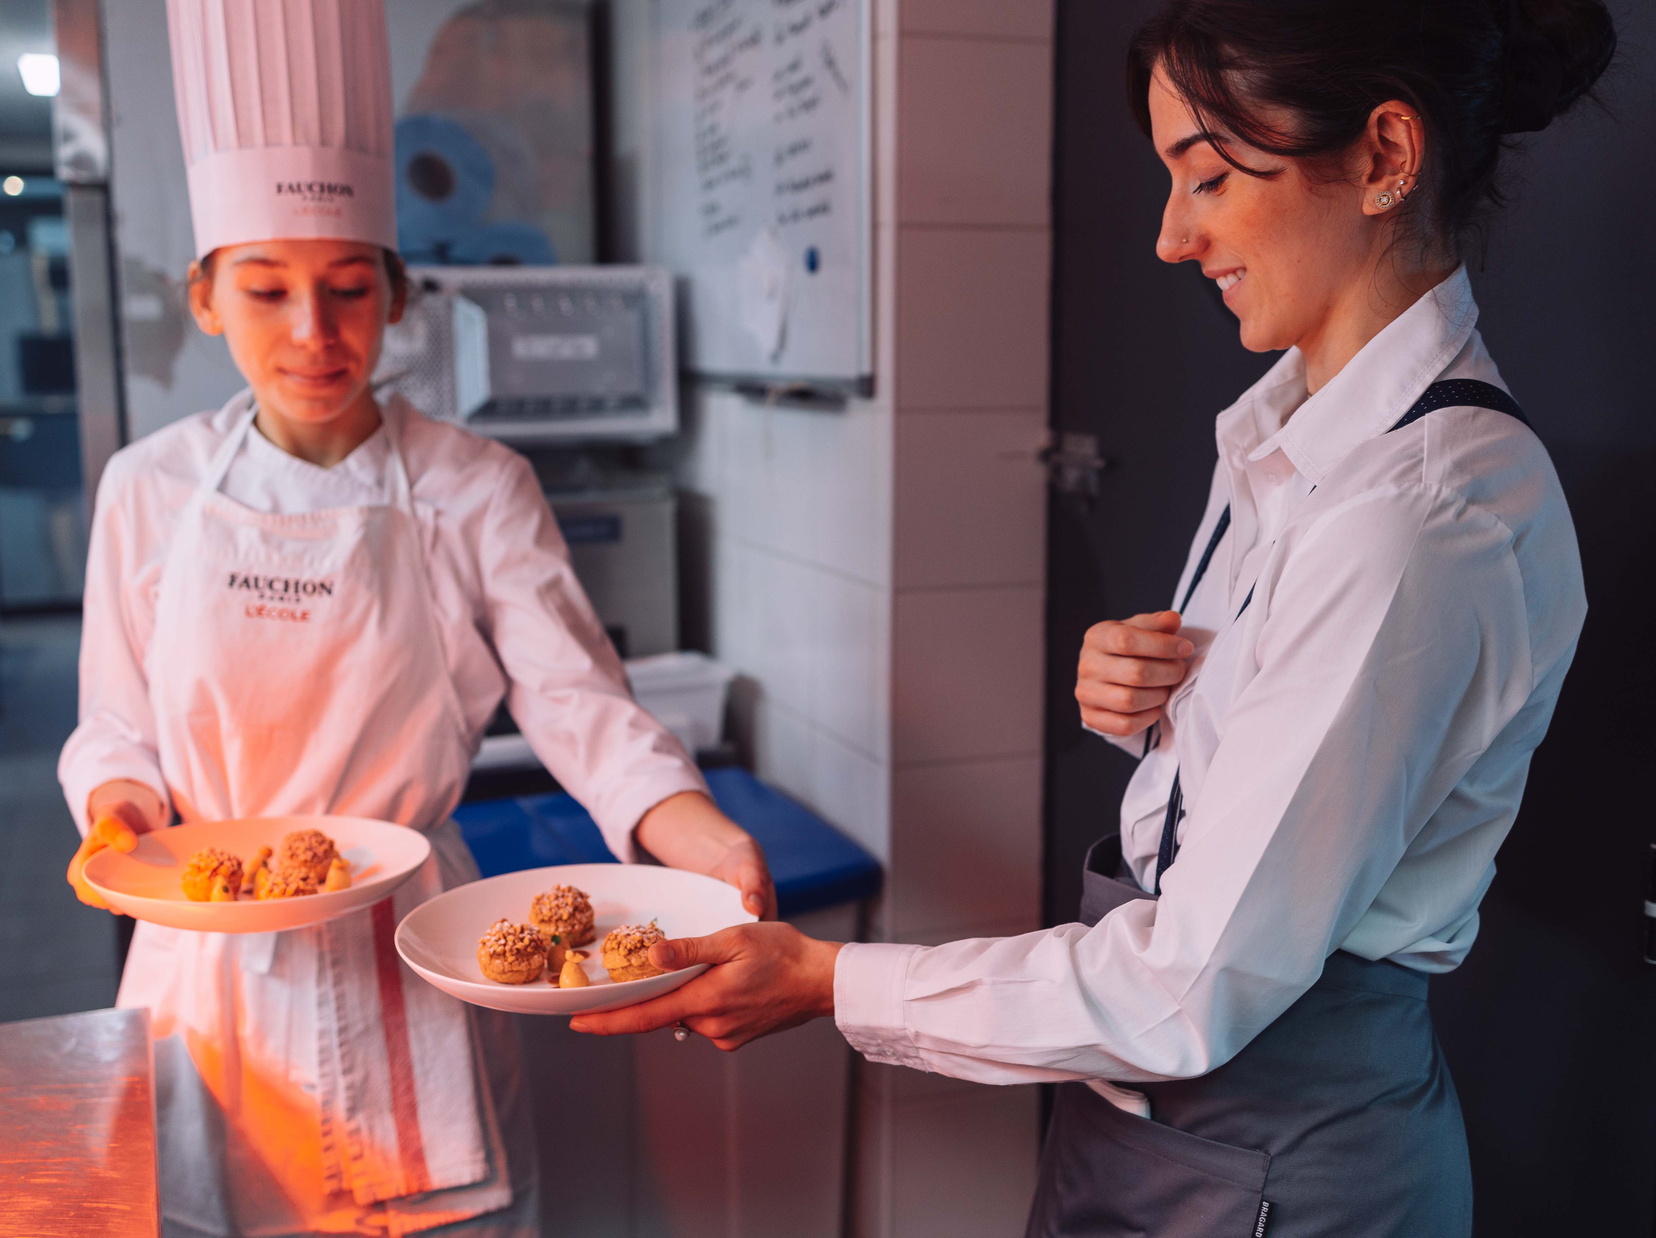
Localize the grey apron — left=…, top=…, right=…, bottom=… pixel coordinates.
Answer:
left=1026, top=380, right=1523, bottom=1238
left=1024, top=835, right=1472, bottom=1238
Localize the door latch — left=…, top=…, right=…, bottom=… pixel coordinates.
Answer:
left=1644, top=843, right=1656, bottom=966
left=1041, top=432, right=1111, bottom=507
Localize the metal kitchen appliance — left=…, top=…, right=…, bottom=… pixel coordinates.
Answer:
left=540, top=462, right=678, bottom=660
left=375, top=264, right=677, bottom=443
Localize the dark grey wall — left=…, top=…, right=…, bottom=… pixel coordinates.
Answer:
left=1045, top=2, right=1656, bottom=1231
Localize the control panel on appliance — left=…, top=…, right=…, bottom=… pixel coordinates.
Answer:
left=376, top=265, right=678, bottom=444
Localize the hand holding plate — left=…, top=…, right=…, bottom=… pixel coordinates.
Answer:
left=570, top=922, right=842, bottom=1051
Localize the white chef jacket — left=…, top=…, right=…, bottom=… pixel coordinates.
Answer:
left=60, top=394, right=705, bottom=851
left=835, top=268, right=1585, bottom=1087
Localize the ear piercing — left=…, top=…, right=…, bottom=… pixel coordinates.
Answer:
left=1375, top=111, right=1419, bottom=209
left=1375, top=175, right=1410, bottom=210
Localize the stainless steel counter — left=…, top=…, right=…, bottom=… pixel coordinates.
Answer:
left=0, top=1007, right=158, bottom=1236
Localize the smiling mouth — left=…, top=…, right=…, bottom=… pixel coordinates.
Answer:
left=1215, top=270, right=1246, bottom=293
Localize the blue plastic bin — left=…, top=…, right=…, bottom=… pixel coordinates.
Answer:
left=453, top=767, right=882, bottom=918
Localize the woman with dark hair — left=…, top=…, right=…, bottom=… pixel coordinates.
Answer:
left=572, top=1, right=1615, bottom=1232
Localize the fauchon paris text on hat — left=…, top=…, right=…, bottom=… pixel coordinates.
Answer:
left=168, top=0, right=396, bottom=257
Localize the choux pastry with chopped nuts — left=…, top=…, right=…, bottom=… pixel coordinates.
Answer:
left=278, top=829, right=337, bottom=884
left=530, top=885, right=595, bottom=948
left=182, top=848, right=243, bottom=902
left=478, top=920, right=546, bottom=984
left=602, top=922, right=670, bottom=983
left=256, top=865, right=319, bottom=900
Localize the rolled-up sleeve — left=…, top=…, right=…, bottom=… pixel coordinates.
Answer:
left=478, top=453, right=706, bottom=860
left=59, top=463, right=171, bottom=834
left=835, top=484, right=1538, bottom=1085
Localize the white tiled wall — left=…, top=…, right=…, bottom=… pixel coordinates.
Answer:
left=895, top=228, right=1053, bottom=410
left=682, top=386, right=897, bottom=860
left=667, top=1, right=1055, bottom=1233
left=870, top=6, right=1055, bottom=1232
left=894, top=411, right=1049, bottom=590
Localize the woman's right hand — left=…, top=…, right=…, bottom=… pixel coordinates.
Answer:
left=1076, top=611, right=1195, bottom=738
left=67, top=781, right=163, bottom=912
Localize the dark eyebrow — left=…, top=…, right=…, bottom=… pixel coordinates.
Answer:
left=229, top=254, right=376, bottom=271
left=1164, top=130, right=1228, bottom=159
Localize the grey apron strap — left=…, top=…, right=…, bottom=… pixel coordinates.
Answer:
left=1150, top=379, right=1530, bottom=892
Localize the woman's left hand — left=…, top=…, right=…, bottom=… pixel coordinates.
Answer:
left=634, top=791, right=779, bottom=921
left=570, top=922, right=842, bottom=1050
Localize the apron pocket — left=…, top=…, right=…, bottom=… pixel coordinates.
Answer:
left=1030, top=1082, right=1270, bottom=1238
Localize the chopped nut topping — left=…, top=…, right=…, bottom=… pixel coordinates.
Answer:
left=257, top=866, right=320, bottom=899
left=184, top=848, right=243, bottom=884
left=182, top=848, right=244, bottom=901
left=530, top=885, right=595, bottom=942
left=278, top=829, right=338, bottom=880
left=479, top=920, right=547, bottom=967
left=603, top=921, right=666, bottom=966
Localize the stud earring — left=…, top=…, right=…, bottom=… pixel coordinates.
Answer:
left=1375, top=176, right=1409, bottom=210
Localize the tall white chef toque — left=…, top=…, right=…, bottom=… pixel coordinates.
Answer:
left=167, top=0, right=396, bottom=258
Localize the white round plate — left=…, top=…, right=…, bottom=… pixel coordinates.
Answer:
left=395, top=863, right=757, bottom=1015
left=84, top=816, right=431, bottom=934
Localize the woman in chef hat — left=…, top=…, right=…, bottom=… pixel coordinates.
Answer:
left=58, top=1, right=774, bottom=1233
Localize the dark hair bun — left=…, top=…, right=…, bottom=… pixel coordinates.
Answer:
left=1499, top=0, right=1617, bottom=133
left=1130, top=0, right=1619, bottom=250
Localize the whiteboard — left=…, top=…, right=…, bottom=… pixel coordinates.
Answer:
left=653, top=0, right=872, bottom=391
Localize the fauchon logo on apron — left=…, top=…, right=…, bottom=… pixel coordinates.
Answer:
left=225, top=571, right=338, bottom=624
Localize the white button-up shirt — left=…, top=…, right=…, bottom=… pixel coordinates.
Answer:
left=60, top=396, right=706, bottom=855
left=835, top=269, right=1586, bottom=1087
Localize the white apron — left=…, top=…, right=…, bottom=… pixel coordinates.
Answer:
left=117, top=401, right=523, bottom=1236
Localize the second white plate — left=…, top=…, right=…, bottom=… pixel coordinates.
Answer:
left=83, top=815, right=431, bottom=933
left=395, top=863, right=757, bottom=1015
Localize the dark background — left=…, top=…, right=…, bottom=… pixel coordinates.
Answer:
left=1043, top=1, right=1656, bottom=1232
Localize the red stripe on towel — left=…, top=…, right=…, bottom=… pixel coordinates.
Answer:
left=372, top=897, right=431, bottom=1192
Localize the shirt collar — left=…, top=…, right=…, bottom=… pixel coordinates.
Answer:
left=245, top=407, right=391, bottom=485
left=1216, top=266, right=1480, bottom=483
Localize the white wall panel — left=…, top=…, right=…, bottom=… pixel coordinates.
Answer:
left=894, top=409, right=1049, bottom=589
left=895, top=226, right=1053, bottom=410
left=898, top=37, right=1055, bottom=226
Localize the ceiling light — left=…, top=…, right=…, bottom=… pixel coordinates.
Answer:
left=2, top=177, right=24, bottom=197
left=18, top=53, right=61, bottom=98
